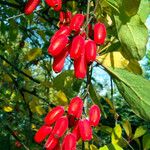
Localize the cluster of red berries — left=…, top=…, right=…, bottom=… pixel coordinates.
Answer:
left=34, top=96, right=101, bottom=150
left=48, top=12, right=107, bottom=78
left=24, top=0, right=62, bottom=15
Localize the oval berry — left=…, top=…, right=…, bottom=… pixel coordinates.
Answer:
left=34, top=125, right=52, bottom=143
left=52, top=46, right=69, bottom=73
left=62, top=133, right=76, bottom=150
left=59, top=11, right=65, bottom=23
left=52, top=116, right=68, bottom=138
left=50, top=26, right=71, bottom=43
left=70, top=14, right=85, bottom=32
left=48, top=34, right=68, bottom=56
left=94, top=22, right=106, bottom=45
left=53, top=0, right=62, bottom=11
left=72, top=122, right=80, bottom=141
left=45, top=135, right=58, bottom=150
left=79, top=119, right=92, bottom=141
left=68, top=97, right=83, bottom=119
left=89, top=104, right=101, bottom=127
left=24, top=0, right=40, bottom=15
left=74, top=54, right=87, bottom=79
left=85, top=40, right=97, bottom=63
left=65, top=11, right=72, bottom=23
left=44, top=106, right=64, bottom=125
left=70, top=35, right=85, bottom=60
left=45, top=0, right=59, bottom=7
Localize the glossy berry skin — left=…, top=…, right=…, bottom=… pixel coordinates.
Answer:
left=89, top=104, right=101, bottom=127
left=24, top=0, right=40, bottom=15
left=50, top=26, right=71, bottom=43
left=85, top=40, right=97, bottom=64
left=68, top=97, right=83, bottom=119
left=53, top=0, right=62, bottom=11
left=59, top=11, right=65, bottom=23
left=52, top=116, right=68, bottom=138
left=45, top=135, right=59, bottom=150
left=72, top=122, right=80, bottom=141
left=94, top=22, right=106, bottom=45
left=53, top=142, right=61, bottom=150
left=68, top=115, right=78, bottom=128
left=65, top=11, right=72, bottom=23
left=48, top=34, right=68, bottom=56
left=34, top=125, right=52, bottom=143
left=53, top=45, right=69, bottom=73
left=44, top=106, right=64, bottom=125
left=45, top=0, right=59, bottom=7
left=70, top=14, right=85, bottom=32
left=62, top=133, right=76, bottom=150
left=70, top=35, right=85, bottom=60
left=79, top=119, right=92, bottom=141
left=74, top=54, right=87, bottom=79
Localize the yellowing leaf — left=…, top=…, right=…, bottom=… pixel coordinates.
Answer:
left=90, top=144, right=98, bottom=150
left=111, top=124, right=122, bottom=144
left=99, top=145, right=109, bottom=150
left=132, top=126, right=147, bottom=139
left=122, top=120, right=132, bottom=138
left=35, top=106, right=46, bottom=115
left=25, top=48, right=42, bottom=62
left=97, top=51, right=129, bottom=69
left=3, top=74, right=13, bottom=82
left=3, top=106, right=13, bottom=112
left=56, top=90, right=68, bottom=105
left=23, top=69, right=32, bottom=81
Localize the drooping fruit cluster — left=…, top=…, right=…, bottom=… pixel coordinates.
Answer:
left=48, top=12, right=107, bottom=78
left=24, top=0, right=62, bottom=15
left=34, top=96, right=101, bottom=149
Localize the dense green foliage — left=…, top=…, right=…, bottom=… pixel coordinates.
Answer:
left=0, top=0, right=150, bottom=150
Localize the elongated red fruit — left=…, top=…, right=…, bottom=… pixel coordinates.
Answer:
left=70, top=14, right=85, bottom=32
left=65, top=11, right=72, bottom=23
left=72, top=122, right=80, bottom=141
left=79, top=119, right=92, bottom=141
left=68, top=115, right=78, bottom=128
left=24, top=0, right=40, bottom=15
left=70, top=35, right=85, bottom=60
left=45, top=135, right=58, bottom=150
left=59, top=11, right=65, bottom=23
left=53, top=45, right=69, bottom=73
left=74, top=54, right=87, bottom=79
left=85, top=40, right=97, bottom=63
left=94, top=22, right=106, bottom=45
left=53, top=142, right=61, bottom=150
left=68, top=97, right=83, bottom=118
left=52, top=116, right=68, bottom=138
left=62, top=133, right=76, bottom=150
left=50, top=26, right=71, bottom=43
left=48, top=34, right=68, bottom=56
left=34, top=125, right=52, bottom=143
left=44, top=106, right=64, bottom=125
left=53, top=0, right=62, bottom=11
left=45, top=0, right=59, bottom=7
left=89, top=104, right=101, bottom=126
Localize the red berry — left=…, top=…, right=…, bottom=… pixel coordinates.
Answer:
left=85, top=40, right=97, bottom=64
left=70, top=14, right=85, bottom=32
left=89, top=104, right=101, bottom=127
left=70, top=35, right=85, bottom=60
left=45, top=135, right=59, bottom=150
left=24, top=0, right=40, bottom=15
left=79, top=119, right=92, bottom=141
left=53, top=142, right=61, bottom=150
left=65, top=11, right=72, bottom=23
left=45, top=0, right=59, bottom=7
left=15, top=141, right=22, bottom=148
left=48, top=34, right=68, bottom=56
left=74, top=54, right=87, bottom=79
left=44, top=106, right=64, bottom=125
left=34, top=125, right=52, bottom=143
left=94, top=22, right=106, bottom=45
left=53, top=0, right=62, bottom=11
left=50, top=26, right=71, bottom=43
left=72, top=122, right=80, bottom=141
left=62, top=133, right=76, bottom=150
left=68, top=115, right=78, bottom=128
left=59, top=11, right=65, bottom=23
left=68, top=97, right=83, bottom=118
left=52, top=116, right=68, bottom=138
left=52, top=45, right=69, bottom=73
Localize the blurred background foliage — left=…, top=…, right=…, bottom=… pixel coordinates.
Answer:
left=0, top=0, right=150, bottom=150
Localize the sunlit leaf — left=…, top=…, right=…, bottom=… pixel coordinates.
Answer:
left=56, top=90, right=68, bottom=105
left=132, top=126, right=147, bottom=139
left=122, top=120, right=132, bottom=138
left=143, top=134, right=150, bottom=150
left=3, top=106, right=13, bottom=112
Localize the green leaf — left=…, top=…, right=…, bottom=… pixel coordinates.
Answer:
left=132, top=126, right=147, bottom=139
left=143, top=134, right=150, bottom=150
left=106, top=67, right=150, bottom=121
left=100, top=125, right=113, bottom=134
left=99, top=145, right=109, bottom=150
left=90, top=144, right=98, bottom=150
left=114, top=14, right=148, bottom=60
left=111, top=124, right=122, bottom=144
left=108, top=143, right=123, bottom=150
left=122, top=120, right=132, bottom=138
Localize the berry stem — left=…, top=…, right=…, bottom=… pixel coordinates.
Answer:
left=86, top=0, right=91, bottom=36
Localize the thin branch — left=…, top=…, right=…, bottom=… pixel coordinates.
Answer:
left=0, top=55, right=41, bottom=84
